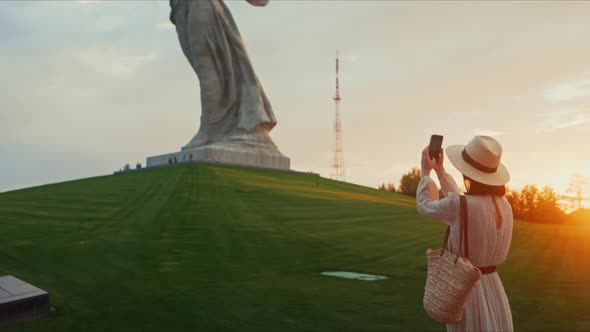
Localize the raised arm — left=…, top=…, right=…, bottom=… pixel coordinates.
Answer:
left=417, top=146, right=459, bottom=224
left=437, top=170, right=460, bottom=197
left=247, top=0, right=269, bottom=6
left=416, top=176, right=459, bottom=225
left=431, top=147, right=460, bottom=197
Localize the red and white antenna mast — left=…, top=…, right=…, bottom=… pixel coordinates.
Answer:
left=331, top=50, right=345, bottom=181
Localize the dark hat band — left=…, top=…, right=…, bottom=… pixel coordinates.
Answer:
left=462, top=149, right=498, bottom=174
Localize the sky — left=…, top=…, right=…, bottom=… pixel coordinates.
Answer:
left=1, top=0, right=590, bottom=197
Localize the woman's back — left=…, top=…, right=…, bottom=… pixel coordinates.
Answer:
left=449, top=194, right=513, bottom=268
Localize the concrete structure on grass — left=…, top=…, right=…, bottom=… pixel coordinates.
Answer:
left=0, top=276, right=50, bottom=326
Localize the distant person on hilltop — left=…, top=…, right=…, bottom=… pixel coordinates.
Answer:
left=417, top=136, right=514, bottom=331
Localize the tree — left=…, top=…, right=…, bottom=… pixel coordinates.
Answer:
left=387, top=183, right=397, bottom=193
left=378, top=183, right=397, bottom=193
left=563, top=174, right=590, bottom=211
left=505, top=189, right=522, bottom=219
left=522, top=185, right=539, bottom=220
left=536, top=186, right=567, bottom=223
left=506, top=185, right=566, bottom=223
left=398, top=167, right=422, bottom=197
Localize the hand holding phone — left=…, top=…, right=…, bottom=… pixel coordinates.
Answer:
left=429, top=135, right=443, bottom=162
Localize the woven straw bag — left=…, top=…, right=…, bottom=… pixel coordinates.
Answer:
left=424, top=196, right=482, bottom=323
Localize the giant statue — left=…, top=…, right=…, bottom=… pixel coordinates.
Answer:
left=147, top=0, right=289, bottom=169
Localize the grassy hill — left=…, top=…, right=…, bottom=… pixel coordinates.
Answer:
left=0, top=163, right=588, bottom=331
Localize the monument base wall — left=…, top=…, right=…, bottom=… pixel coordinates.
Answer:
left=147, top=144, right=290, bottom=170
left=0, top=276, right=50, bottom=327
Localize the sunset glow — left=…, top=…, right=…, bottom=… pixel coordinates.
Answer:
left=1, top=1, right=589, bottom=200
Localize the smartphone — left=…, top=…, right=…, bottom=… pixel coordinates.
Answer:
left=429, top=135, right=443, bottom=162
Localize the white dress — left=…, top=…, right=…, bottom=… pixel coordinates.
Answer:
left=416, top=172, right=514, bottom=332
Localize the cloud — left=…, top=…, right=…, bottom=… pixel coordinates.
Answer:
left=544, top=78, right=590, bottom=102
left=94, top=15, right=127, bottom=32
left=535, top=108, right=590, bottom=133
left=473, top=129, right=508, bottom=137
left=68, top=46, right=159, bottom=78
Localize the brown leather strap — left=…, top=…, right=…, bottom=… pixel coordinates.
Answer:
left=457, top=197, right=464, bottom=258
left=442, top=226, right=450, bottom=250
left=442, top=195, right=468, bottom=258
left=478, top=266, right=496, bottom=274
left=461, top=195, right=469, bottom=259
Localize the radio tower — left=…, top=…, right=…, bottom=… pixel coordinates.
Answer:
left=331, top=50, right=345, bottom=181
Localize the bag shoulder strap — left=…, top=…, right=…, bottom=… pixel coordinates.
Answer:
left=442, top=226, right=450, bottom=250
left=460, top=195, right=469, bottom=259
left=442, top=195, right=469, bottom=259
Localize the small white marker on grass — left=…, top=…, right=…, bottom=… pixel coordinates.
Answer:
left=321, top=271, right=388, bottom=281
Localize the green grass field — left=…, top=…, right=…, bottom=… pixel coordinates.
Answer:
left=0, top=163, right=588, bottom=331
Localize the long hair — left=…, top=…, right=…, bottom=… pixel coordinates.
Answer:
left=463, top=175, right=506, bottom=197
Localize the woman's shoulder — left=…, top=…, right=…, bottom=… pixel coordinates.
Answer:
left=445, top=192, right=462, bottom=210
left=464, top=194, right=498, bottom=208
left=466, top=195, right=514, bottom=218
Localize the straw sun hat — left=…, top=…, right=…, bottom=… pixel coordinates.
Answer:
left=445, top=136, right=510, bottom=186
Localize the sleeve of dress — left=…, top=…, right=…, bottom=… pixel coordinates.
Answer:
left=416, top=175, right=459, bottom=225
left=437, top=171, right=460, bottom=198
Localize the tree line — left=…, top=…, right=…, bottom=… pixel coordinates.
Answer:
left=379, top=168, right=588, bottom=224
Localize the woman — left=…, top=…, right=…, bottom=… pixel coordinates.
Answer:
left=170, top=0, right=276, bottom=150
left=417, top=136, right=514, bottom=331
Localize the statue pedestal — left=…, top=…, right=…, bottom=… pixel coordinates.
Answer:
left=146, top=142, right=290, bottom=170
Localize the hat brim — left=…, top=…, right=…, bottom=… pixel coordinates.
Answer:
left=445, top=145, right=510, bottom=186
